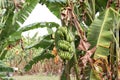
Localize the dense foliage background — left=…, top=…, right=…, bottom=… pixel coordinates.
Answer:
left=0, top=0, right=120, bottom=80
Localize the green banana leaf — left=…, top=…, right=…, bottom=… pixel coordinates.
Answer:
left=39, top=0, right=66, bottom=18
left=87, top=8, right=114, bottom=80
left=24, top=41, right=54, bottom=71
left=88, top=8, right=113, bottom=59
left=0, top=60, right=13, bottom=72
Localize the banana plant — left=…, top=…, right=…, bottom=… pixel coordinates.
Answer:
left=0, top=0, right=119, bottom=80
left=0, top=0, right=42, bottom=79
left=24, top=0, right=120, bottom=80
left=0, top=0, right=60, bottom=73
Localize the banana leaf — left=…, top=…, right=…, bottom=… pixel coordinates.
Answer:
left=87, top=8, right=114, bottom=80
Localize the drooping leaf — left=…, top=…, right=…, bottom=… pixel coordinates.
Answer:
left=87, top=8, right=114, bottom=80
left=18, top=22, right=59, bottom=32
left=87, top=8, right=113, bottom=59
left=39, top=0, right=66, bottom=18
left=25, top=34, right=54, bottom=50
left=15, top=0, right=39, bottom=24
left=24, top=32, right=55, bottom=72
left=24, top=44, right=54, bottom=71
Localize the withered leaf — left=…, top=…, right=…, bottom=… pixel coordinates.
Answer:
left=92, top=58, right=112, bottom=80
left=77, top=39, right=91, bottom=51
left=80, top=46, right=96, bottom=67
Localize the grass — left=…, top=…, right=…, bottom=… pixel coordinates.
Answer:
left=12, top=74, right=76, bottom=80
left=13, top=75, right=58, bottom=80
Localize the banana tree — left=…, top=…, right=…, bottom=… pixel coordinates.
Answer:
left=0, top=1, right=62, bottom=80
left=0, top=0, right=44, bottom=79
left=1, top=0, right=119, bottom=80
left=23, top=0, right=120, bottom=80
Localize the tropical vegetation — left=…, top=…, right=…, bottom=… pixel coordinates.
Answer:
left=0, top=0, right=120, bottom=80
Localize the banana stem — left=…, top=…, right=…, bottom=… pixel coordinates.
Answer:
left=60, top=61, right=70, bottom=80
left=65, top=61, right=71, bottom=80
left=73, top=53, right=80, bottom=80
left=72, top=41, right=80, bottom=80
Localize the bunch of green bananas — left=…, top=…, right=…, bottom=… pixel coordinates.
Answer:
left=55, top=27, right=74, bottom=60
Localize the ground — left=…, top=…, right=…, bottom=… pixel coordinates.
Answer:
left=12, top=74, right=76, bottom=80
left=13, top=75, right=58, bottom=80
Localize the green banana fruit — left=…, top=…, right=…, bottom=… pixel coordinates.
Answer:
left=55, top=27, right=74, bottom=60
left=58, top=40, right=73, bottom=52
left=58, top=50, right=73, bottom=60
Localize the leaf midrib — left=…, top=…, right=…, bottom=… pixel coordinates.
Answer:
left=96, top=9, right=109, bottom=47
